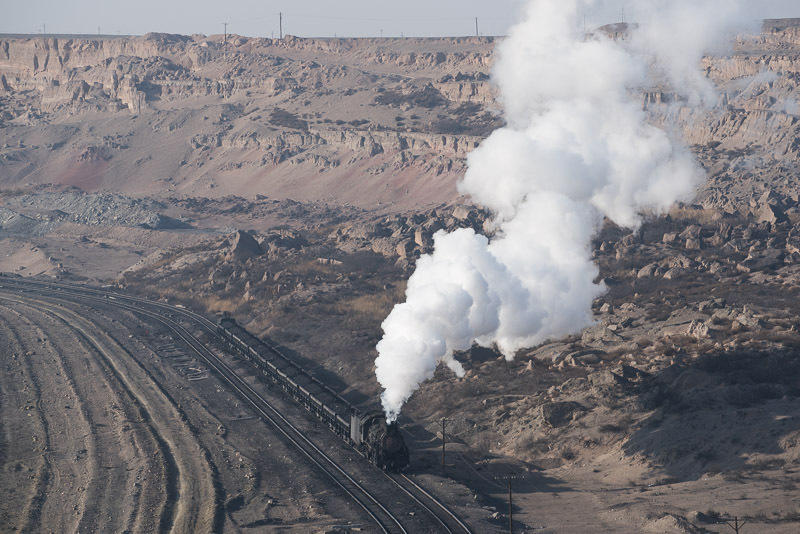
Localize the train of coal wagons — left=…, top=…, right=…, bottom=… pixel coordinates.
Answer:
left=218, top=317, right=410, bottom=472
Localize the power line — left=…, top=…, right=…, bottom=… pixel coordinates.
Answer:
left=228, top=11, right=511, bottom=25
left=441, top=417, right=447, bottom=472
left=214, top=9, right=515, bottom=39
left=508, top=479, right=513, bottom=534
left=283, top=12, right=510, bottom=23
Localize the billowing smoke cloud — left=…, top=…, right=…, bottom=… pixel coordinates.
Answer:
left=375, top=0, right=750, bottom=421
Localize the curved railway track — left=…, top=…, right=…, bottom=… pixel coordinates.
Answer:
left=0, top=276, right=474, bottom=534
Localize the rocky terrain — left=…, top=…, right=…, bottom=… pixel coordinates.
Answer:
left=2, top=20, right=800, bottom=533
left=0, top=33, right=497, bottom=207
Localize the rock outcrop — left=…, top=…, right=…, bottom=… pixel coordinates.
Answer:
left=227, top=230, right=263, bottom=261
left=2, top=23, right=800, bottom=211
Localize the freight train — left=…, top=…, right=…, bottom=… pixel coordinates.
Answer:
left=217, top=317, right=410, bottom=472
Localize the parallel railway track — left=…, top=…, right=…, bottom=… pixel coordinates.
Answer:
left=0, top=276, right=474, bottom=534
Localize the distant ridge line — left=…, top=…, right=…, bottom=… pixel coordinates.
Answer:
left=0, top=33, right=499, bottom=42
left=1, top=16, right=798, bottom=42
left=0, top=33, right=134, bottom=39
left=762, top=18, right=800, bottom=32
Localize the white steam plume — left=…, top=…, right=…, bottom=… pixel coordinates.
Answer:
left=375, top=0, right=749, bottom=421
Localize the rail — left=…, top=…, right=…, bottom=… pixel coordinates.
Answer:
left=0, top=275, right=474, bottom=533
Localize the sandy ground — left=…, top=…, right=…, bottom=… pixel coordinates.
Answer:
left=0, top=295, right=219, bottom=532
left=0, top=289, right=386, bottom=532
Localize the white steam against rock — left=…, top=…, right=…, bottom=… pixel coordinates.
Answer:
left=375, top=0, right=748, bottom=421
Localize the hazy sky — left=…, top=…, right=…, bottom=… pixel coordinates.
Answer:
left=3, top=1, right=799, bottom=38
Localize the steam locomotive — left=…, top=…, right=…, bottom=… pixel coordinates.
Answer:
left=217, top=317, right=410, bottom=472
left=359, top=413, right=410, bottom=471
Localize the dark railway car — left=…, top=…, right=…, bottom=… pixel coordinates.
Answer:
left=217, top=317, right=409, bottom=472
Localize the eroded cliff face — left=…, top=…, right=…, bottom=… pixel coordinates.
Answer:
left=0, top=33, right=500, bottom=207
left=0, top=26, right=799, bottom=212
left=0, top=33, right=495, bottom=114
left=664, top=33, right=800, bottom=214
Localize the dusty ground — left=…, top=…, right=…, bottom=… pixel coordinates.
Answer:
left=0, top=290, right=381, bottom=532
left=2, top=21, right=800, bottom=534
left=0, top=295, right=218, bottom=532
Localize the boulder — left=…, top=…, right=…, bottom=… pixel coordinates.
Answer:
left=662, top=267, right=686, bottom=280
left=538, top=401, right=585, bottom=427
left=588, top=370, right=627, bottom=389
left=662, top=232, right=678, bottom=244
left=371, top=238, right=397, bottom=257
left=752, top=190, right=785, bottom=224
left=786, top=234, right=800, bottom=255
left=716, top=222, right=733, bottom=240
left=736, top=311, right=761, bottom=329
left=686, top=320, right=710, bottom=339
left=619, top=233, right=637, bottom=247
left=264, top=228, right=306, bottom=250
left=685, top=238, right=702, bottom=250
left=666, top=254, right=695, bottom=269
left=575, top=352, right=600, bottom=364
left=452, top=205, right=471, bottom=220
left=422, top=218, right=445, bottom=233
left=395, top=239, right=414, bottom=258
left=679, top=224, right=702, bottom=240
left=226, top=230, right=263, bottom=261
left=414, top=228, right=432, bottom=248
left=565, top=348, right=606, bottom=365
left=736, top=248, right=783, bottom=273
left=637, top=263, right=658, bottom=278
left=706, top=233, right=725, bottom=247
left=755, top=203, right=782, bottom=224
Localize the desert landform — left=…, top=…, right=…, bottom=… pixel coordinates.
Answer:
left=1, top=17, right=800, bottom=534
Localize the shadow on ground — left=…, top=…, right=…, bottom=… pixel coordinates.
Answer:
left=624, top=347, right=800, bottom=480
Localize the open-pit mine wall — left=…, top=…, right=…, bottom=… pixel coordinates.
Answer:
left=0, top=27, right=799, bottom=210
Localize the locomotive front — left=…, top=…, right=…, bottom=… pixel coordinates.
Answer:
left=360, top=413, right=410, bottom=472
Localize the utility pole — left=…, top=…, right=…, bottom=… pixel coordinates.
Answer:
left=279, top=12, right=283, bottom=39
left=494, top=472, right=526, bottom=533
left=441, top=417, right=446, bottom=471
left=621, top=7, right=625, bottom=24
left=722, top=516, right=746, bottom=534
left=475, top=17, right=479, bottom=37
left=508, top=479, right=513, bottom=534
left=222, top=22, right=228, bottom=45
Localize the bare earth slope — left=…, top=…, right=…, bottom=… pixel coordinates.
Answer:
left=0, top=33, right=497, bottom=208
left=1, top=28, right=800, bottom=212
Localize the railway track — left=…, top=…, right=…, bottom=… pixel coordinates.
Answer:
left=0, top=276, right=474, bottom=534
